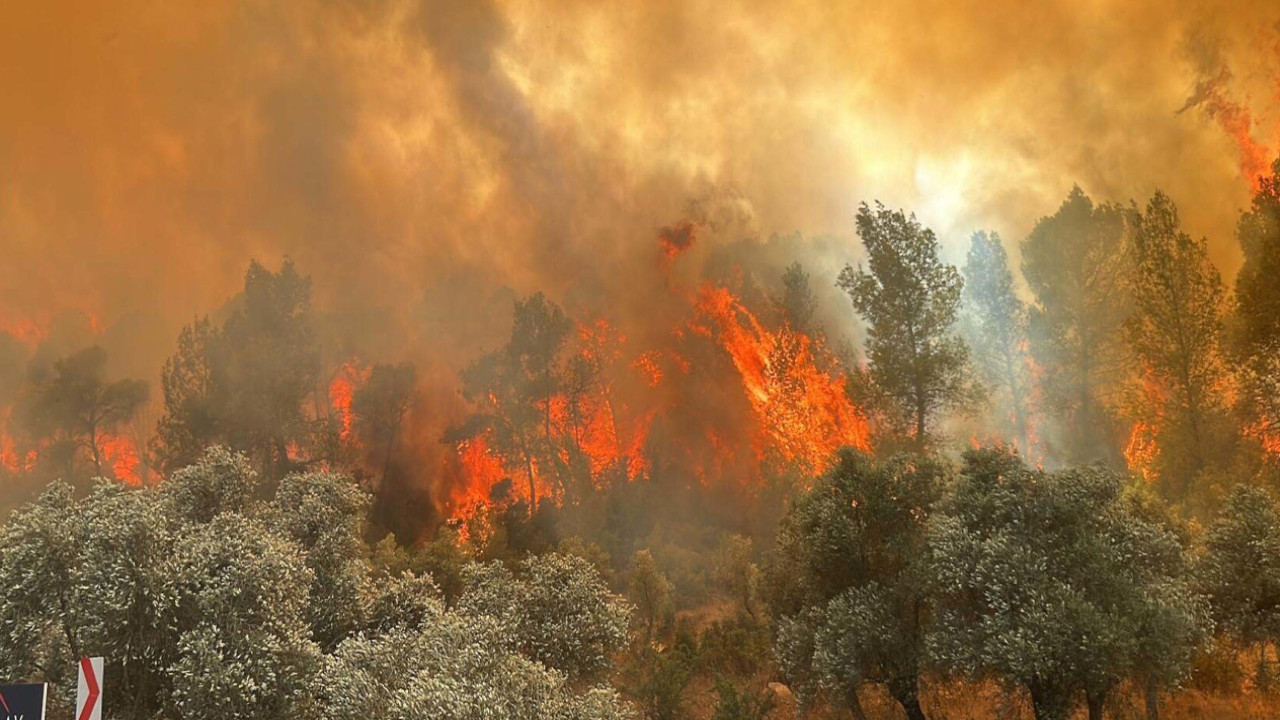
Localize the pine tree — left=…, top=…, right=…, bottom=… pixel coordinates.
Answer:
left=1125, top=191, right=1229, bottom=500
left=1022, top=186, right=1130, bottom=464
left=838, top=203, right=973, bottom=445
left=1231, top=159, right=1280, bottom=452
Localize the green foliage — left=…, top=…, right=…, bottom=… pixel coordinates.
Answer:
left=927, top=447, right=1209, bottom=720
left=460, top=553, right=633, bottom=681
left=0, top=482, right=81, bottom=685
left=1021, top=186, right=1130, bottom=464
left=767, top=448, right=943, bottom=720
left=1197, top=484, right=1280, bottom=650
left=711, top=677, right=776, bottom=720
left=163, top=445, right=259, bottom=523
left=315, top=617, right=633, bottom=720
left=711, top=534, right=761, bottom=618
left=629, top=549, right=675, bottom=643
left=76, top=482, right=175, bottom=718
left=162, top=513, right=320, bottom=720
left=0, top=447, right=642, bottom=718
left=372, top=526, right=474, bottom=606
left=628, top=646, right=696, bottom=720
left=365, top=572, right=445, bottom=634
left=271, top=471, right=372, bottom=649
left=697, top=614, right=771, bottom=677
left=838, top=202, right=972, bottom=444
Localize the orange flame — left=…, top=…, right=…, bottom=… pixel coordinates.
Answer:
left=1124, top=365, right=1167, bottom=483
left=691, top=284, right=870, bottom=476
left=329, top=360, right=371, bottom=443
left=98, top=433, right=144, bottom=486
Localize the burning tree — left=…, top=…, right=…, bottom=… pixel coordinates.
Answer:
left=1124, top=191, right=1232, bottom=502
left=838, top=202, right=974, bottom=446
left=451, top=292, right=578, bottom=513
left=1022, top=187, right=1131, bottom=465
left=13, top=345, right=148, bottom=483
left=1231, top=159, right=1280, bottom=456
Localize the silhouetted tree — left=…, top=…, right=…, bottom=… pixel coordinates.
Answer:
left=838, top=203, right=973, bottom=445
left=777, top=262, right=819, bottom=336
left=1022, top=187, right=1130, bottom=464
left=1125, top=191, right=1231, bottom=501
left=154, top=318, right=217, bottom=472
left=1230, top=159, right=1280, bottom=453
left=351, top=362, right=415, bottom=521
left=153, top=260, right=319, bottom=479
left=15, top=346, right=148, bottom=480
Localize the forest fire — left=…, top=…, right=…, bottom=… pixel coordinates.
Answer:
left=433, top=228, right=875, bottom=525
left=10, top=6, right=1280, bottom=720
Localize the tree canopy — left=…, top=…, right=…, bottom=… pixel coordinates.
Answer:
left=838, top=203, right=973, bottom=445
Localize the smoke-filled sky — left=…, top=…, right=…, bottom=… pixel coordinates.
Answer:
left=2, top=0, right=1279, bottom=382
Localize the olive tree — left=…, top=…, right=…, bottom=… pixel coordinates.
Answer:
left=271, top=470, right=372, bottom=649
left=767, top=449, right=944, bottom=720
left=927, top=448, right=1208, bottom=720
left=1197, top=484, right=1280, bottom=686
left=162, top=513, right=320, bottom=720
left=314, top=615, right=633, bottom=720
left=459, top=553, right=632, bottom=681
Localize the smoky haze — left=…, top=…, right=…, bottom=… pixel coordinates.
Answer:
left=1, top=0, right=1278, bottom=516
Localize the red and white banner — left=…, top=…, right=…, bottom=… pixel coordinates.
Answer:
left=75, top=657, right=102, bottom=720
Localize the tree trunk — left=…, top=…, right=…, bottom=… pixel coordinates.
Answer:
left=524, top=450, right=538, bottom=513
left=1029, top=680, right=1064, bottom=720
left=846, top=685, right=868, bottom=720
left=1144, top=676, right=1160, bottom=720
left=915, top=399, right=927, bottom=449
left=888, top=675, right=927, bottom=720
left=89, top=424, right=103, bottom=477
left=1257, top=643, right=1271, bottom=691
left=1086, top=692, right=1104, bottom=720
